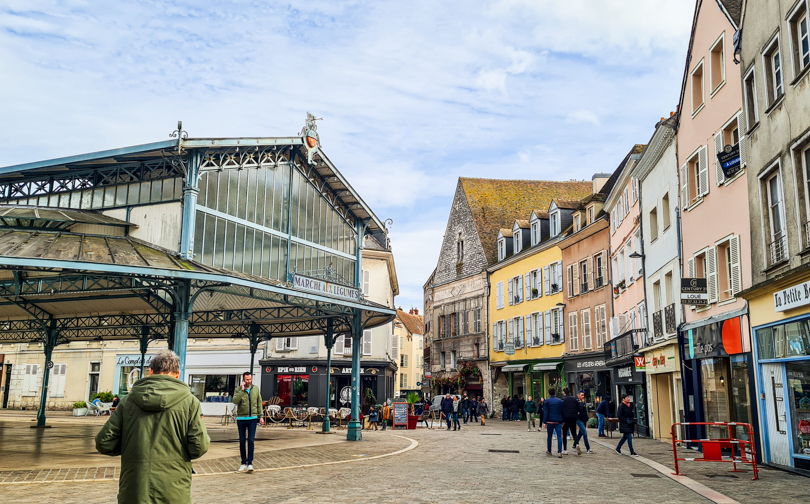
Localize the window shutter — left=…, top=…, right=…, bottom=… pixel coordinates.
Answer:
left=727, top=235, right=741, bottom=296
left=587, top=256, right=594, bottom=288
left=508, top=279, right=513, bottom=306
left=517, top=317, right=524, bottom=348
left=544, top=310, right=552, bottom=344
left=492, top=323, right=498, bottom=351
left=567, top=265, right=574, bottom=297
left=558, top=309, right=564, bottom=342
left=497, top=282, right=504, bottom=309
left=707, top=247, right=719, bottom=303
left=276, top=337, right=284, bottom=352
left=334, top=334, right=345, bottom=355
left=536, top=269, right=543, bottom=297
left=508, top=319, right=514, bottom=343
left=714, top=132, right=725, bottom=186
left=681, top=163, right=689, bottom=208
left=738, top=111, right=747, bottom=167
left=517, top=275, right=523, bottom=303
left=290, top=337, right=299, bottom=350
left=543, top=266, right=550, bottom=295
left=525, top=315, right=532, bottom=346
left=556, top=262, right=563, bottom=290
left=569, top=313, right=578, bottom=351
left=583, top=310, right=591, bottom=350
left=573, top=263, right=580, bottom=296
left=699, top=146, right=709, bottom=196
left=362, top=330, right=372, bottom=355
left=688, top=257, right=695, bottom=278
left=525, top=272, right=531, bottom=300
left=537, top=313, right=544, bottom=346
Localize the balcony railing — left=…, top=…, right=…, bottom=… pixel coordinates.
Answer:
left=595, top=276, right=604, bottom=289
left=652, top=311, right=663, bottom=338
left=665, top=303, right=676, bottom=334
left=603, top=329, right=648, bottom=364
left=496, top=340, right=504, bottom=351
left=550, top=283, right=561, bottom=294
left=768, top=233, right=788, bottom=266
left=581, top=282, right=589, bottom=293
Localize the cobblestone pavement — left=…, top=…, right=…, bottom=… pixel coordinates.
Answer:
left=2, top=420, right=807, bottom=503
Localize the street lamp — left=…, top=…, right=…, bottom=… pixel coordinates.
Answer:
left=629, top=252, right=644, bottom=259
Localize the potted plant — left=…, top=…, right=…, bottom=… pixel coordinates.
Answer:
left=406, top=392, right=420, bottom=429
left=550, top=283, right=559, bottom=293
left=531, top=288, right=539, bottom=298
left=72, top=401, right=88, bottom=416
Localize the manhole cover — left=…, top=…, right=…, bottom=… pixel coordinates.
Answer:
left=706, top=474, right=738, bottom=479
left=489, top=449, right=519, bottom=453
left=630, top=473, right=659, bottom=478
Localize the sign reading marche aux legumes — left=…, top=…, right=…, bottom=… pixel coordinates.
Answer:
left=716, top=144, right=742, bottom=179
left=293, top=274, right=361, bottom=301
left=681, top=278, right=708, bottom=305
left=773, top=280, right=810, bottom=312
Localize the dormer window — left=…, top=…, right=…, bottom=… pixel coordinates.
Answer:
left=531, top=222, right=540, bottom=246
left=587, top=206, right=594, bottom=225
left=498, top=238, right=506, bottom=261
left=514, top=229, right=522, bottom=254
left=573, top=213, right=581, bottom=233
left=550, top=212, right=560, bottom=237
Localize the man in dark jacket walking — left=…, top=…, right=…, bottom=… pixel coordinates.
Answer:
left=96, top=350, right=210, bottom=504
left=542, top=389, right=564, bottom=457
left=461, top=394, right=471, bottom=424
left=596, top=395, right=610, bottom=437
left=573, top=391, right=593, bottom=455
left=501, top=395, right=509, bottom=421
left=615, top=394, right=639, bottom=456
left=560, top=388, right=579, bottom=455
left=440, top=394, right=454, bottom=430
left=509, top=395, right=520, bottom=421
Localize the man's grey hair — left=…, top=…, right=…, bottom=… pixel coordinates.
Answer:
left=150, top=350, right=180, bottom=374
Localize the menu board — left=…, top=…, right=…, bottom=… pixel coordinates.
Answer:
left=392, top=402, right=408, bottom=429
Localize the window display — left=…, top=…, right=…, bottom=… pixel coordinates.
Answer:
left=787, top=362, right=810, bottom=456
left=189, top=374, right=238, bottom=403
left=277, top=374, right=309, bottom=406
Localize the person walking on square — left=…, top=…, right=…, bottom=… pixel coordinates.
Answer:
left=510, top=395, right=520, bottom=421
left=441, top=393, right=454, bottom=430
left=518, top=395, right=526, bottom=421
left=368, top=406, right=379, bottom=430
left=543, top=389, right=564, bottom=457
left=560, top=388, right=579, bottom=455
left=501, top=395, right=509, bottom=421
left=477, top=397, right=488, bottom=426
left=573, top=391, right=593, bottom=455
left=381, top=401, right=391, bottom=430
left=232, top=371, right=265, bottom=473
left=615, top=394, right=639, bottom=456
left=469, top=396, right=479, bottom=423
left=452, top=396, right=461, bottom=431
left=596, top=395, right=610, bottom=437
left=95, top=350, right=210, bottom=504
left=461, top=394, right=471, bottom=424
left=524, top=395, right=537, bottom=431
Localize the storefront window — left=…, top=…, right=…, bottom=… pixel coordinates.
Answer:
left=730, top=355, right=752, bottom=440
left=758, top=322, right=810, bottom=360
left=757, top=327, right=775, bottom=359
left=117, top=366, right=142, bottom=397
left=701, top=358, right=730, bottom=439
left=277, top=374, right=309, bottom=406
left=786, top=362, right=810, bottom=457
left=189, top=375, right=237, bottom=403
left=635, top=383, right=648, bottom=430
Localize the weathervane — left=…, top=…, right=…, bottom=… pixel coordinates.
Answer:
left=299, top=112, right=322, bottom=164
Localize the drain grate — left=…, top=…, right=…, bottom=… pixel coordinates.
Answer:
left=706, top=474, right=738, bottom=479
left=630, top=473, right=660, bottom=478
left=481, top=433, right=502, bottom=436
left=489, top=449, right=519, bottom=453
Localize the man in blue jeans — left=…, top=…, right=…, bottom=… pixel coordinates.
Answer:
left=542, top=388, right=564, bottom=458
left=596, top=395, right=610, bottom=437
left=232, top=372, right=265, bottom=473
left=573, top=391, right=594, bottom=455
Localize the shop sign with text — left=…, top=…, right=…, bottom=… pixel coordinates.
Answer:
left=773, top=280, right=810, bottom=312
left=293, top=274, right=360, bottom=301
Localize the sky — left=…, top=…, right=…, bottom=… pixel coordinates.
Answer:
left=0, top=0, right=697, bottom=312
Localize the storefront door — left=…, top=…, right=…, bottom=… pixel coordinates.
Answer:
left=653, top=374, right=673, bottom=441
left=762, top=363, right=790, bottom=465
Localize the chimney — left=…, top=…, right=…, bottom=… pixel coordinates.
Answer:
left=592, top=172, right=611, bottom=194
left=409, top=308, right=419, bottom=315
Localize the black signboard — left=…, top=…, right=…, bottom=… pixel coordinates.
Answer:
left=681, top=278, right=708, bottom=306
left=716, top=144, right=741, bottom=179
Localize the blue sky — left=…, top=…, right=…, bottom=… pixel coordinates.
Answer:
left=0, top=0, right=696, bottom=311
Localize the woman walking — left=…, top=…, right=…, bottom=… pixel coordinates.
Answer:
left=477, top=397, right=488, bottom=426
left=615, top=394, right=638, bottom=456
left=452, top=396, right=461, bottom=431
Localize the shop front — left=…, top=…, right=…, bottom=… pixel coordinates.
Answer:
left=679, top=312, right=758, bottom=450
left=185, top=350, right=261, bottom=417
left=643, top=341, right=681, bottom=441
left=611, top=360, right=649, bottom=437
left=564, top=354, right=611, bottom=404
left=260, top=359, right=395, bottom=413
left=113, top=354, right=154, bottom=399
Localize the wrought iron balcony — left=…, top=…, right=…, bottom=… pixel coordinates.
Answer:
left=595, top=276, right=604, bottom=289
left=603, top=328, right=647, bottom=364
left=581, top=282, right=589, bottom=293
left=665, top=303, right=676, bottom=334
left=768, top=233, right=788, bottom=267
left=652, top=311, right=663, bottom=338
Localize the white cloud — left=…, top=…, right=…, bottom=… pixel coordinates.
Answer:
left=567, top=109, right=601, bottom=126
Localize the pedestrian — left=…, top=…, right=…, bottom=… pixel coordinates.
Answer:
left=524, top=395, right=537, bottom=431
left=461, top=394, right=470, bottom=424
left=510, top=395, right=520, bottom=421
left=542, top=388, right=564, bottom=458
left=596, top=395, right=610, bottom=437
left=95, top=350, right=209, bottom=504
left=536, top=397, right=545, bottom=432
left=452, top=396, right=461, bottom=431
left=381, top=401, right=391, bottom=430
left=368, top=406, right=379, bottom=430
left=441, top=393, right=454, bottom=430
left=501, top=395, right=509, bottom=421
left=573, top=391, right=594, bottom=455
left=561, top=388, right=579, bottom=455
left=477, top=397, right=488, bottom=426
left=232, top=371, right=265, bottom=473
left=615, top=394, right=639, bottom=456
left=469, top=396, right=478, bottom=423
left=518, top=395, right=526, bottom=421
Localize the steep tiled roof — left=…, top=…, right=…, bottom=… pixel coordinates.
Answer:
left=460, top=178, right=593, bottom=265
left=553, top=199, right=584, bottom=210
left=514, top=219, right=530, bottom=229
left=499, top=228, right=514, bottom=238
left=718, top=0, right=741, bottom=28
left=532, top=210, right=549, bottom=219
left=397, top=308, right=423, bottom=335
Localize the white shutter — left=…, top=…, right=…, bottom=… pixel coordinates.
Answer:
left=738, top=111, right=747, bottom=167
left=508, top=279, right=514, bottom=305
left=290, top=337, right=298, bottom=350
left=497, top=282, right=504, bottom=309
left=334, top=334, right=345, bottom=355
left=525, top=272, right=531, bottom=301
left=517, top=275, right=523, bottom=303
left=517, top=317, right=524, bottom=348
left=569, top=313, right=578, bottom=351
left=508, top=319, right=514, bottom=343
left=610, top=317, right=619, bottom=339
left=714, top=132, right=725, bottom=186
left=730, top=235, right=741, bottom=296
left=544, top=266, right=550, bottom=295
left=362, top=330, right=372, bottom=356
left=582, top=310, right=591, bottom=350
left=24, top=364, right=33, bottom=395
left=363, top=270, right=370, bottom=296
left=567, top=265, right=574, bottom=297
left=49, top=364, right=67, bottom=398
left=537, top=313, right=544, bottom=346
left=587, top=256, right=594, bottom=290
left=558, top=309, right=564, bottom=342
left=681, top=163, right=689, bottom=208
left=699, top=146, right=709, bottom=196
left=492, top=323, right=498, bottom=351
left=707, top=247, right=718, bottom=303
left=544, top=310, right=552, bottom=344
left=536, top=269, right=543, bottom=298
left=275, top=337, right=284, bottom=352
left=556, top=262, right=563, bottom=291
left=525, top=315, right=532, bottom=347
left=688, top=257, right=695, bottom=278
left=573, top=263, right=580, bottom=296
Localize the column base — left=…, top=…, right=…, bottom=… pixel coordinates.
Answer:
left=346, top=421, right=363, bottom=441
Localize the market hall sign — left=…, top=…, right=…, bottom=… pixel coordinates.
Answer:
left=773, top=279, right=810, bottom=312
left=292, top=274, right=361, bottom=301
left=716, top=144, right=741, bottom=179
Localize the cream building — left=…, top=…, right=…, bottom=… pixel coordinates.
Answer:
left=393, top=308, right=424, bottom=397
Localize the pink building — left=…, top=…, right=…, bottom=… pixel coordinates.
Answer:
left=676, top=0, right=755, bottom=439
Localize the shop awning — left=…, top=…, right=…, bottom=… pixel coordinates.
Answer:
left=681, top=306, right=747, bottom=332
left=532, top=362, right=561, bottom=371
left=501, top=364, right=526, bottom=372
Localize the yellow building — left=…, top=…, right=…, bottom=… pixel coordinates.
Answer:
left=489, top=214, right=566, bottom=408
left=393, top=308, right=424, bottom=397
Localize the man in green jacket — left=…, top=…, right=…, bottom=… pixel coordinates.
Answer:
left=232, top=371, right=264, bottom=473
left=96, top=349, right=209, bottom=504
left=524, top=395, right=538, bottom=431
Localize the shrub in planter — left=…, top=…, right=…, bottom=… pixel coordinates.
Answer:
left=587, top=417, right=598, bottom=428
left=73, top=401, right=87, bottom=409
left=72, top=401, right=88, bottom=417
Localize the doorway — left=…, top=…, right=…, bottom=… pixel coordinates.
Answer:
left=653, top=374, right=673, bottom=441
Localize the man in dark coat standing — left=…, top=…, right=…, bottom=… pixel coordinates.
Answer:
left=461, top=394, right=471, bottom=424
left=560, top=388, right=579, bottom=455
left=615, top=394, right=639, bottom=456
left=440, top=394, right=454, bottom=430
left=509, top=395, right=520, bottom=421
left=542, top=389, right=564, bottom=457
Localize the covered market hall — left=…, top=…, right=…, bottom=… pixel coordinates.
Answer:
left=0, top=115, right=395, bottom=441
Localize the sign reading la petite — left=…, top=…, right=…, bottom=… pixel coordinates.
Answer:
left=773, top=280, right=810, bottom=312
left=293, top=274, right=361, bottom=301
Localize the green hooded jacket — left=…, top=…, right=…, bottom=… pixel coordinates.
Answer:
left=232, top=385, right=263, bottom=418
left=95, top=374, right=210, bottom=504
